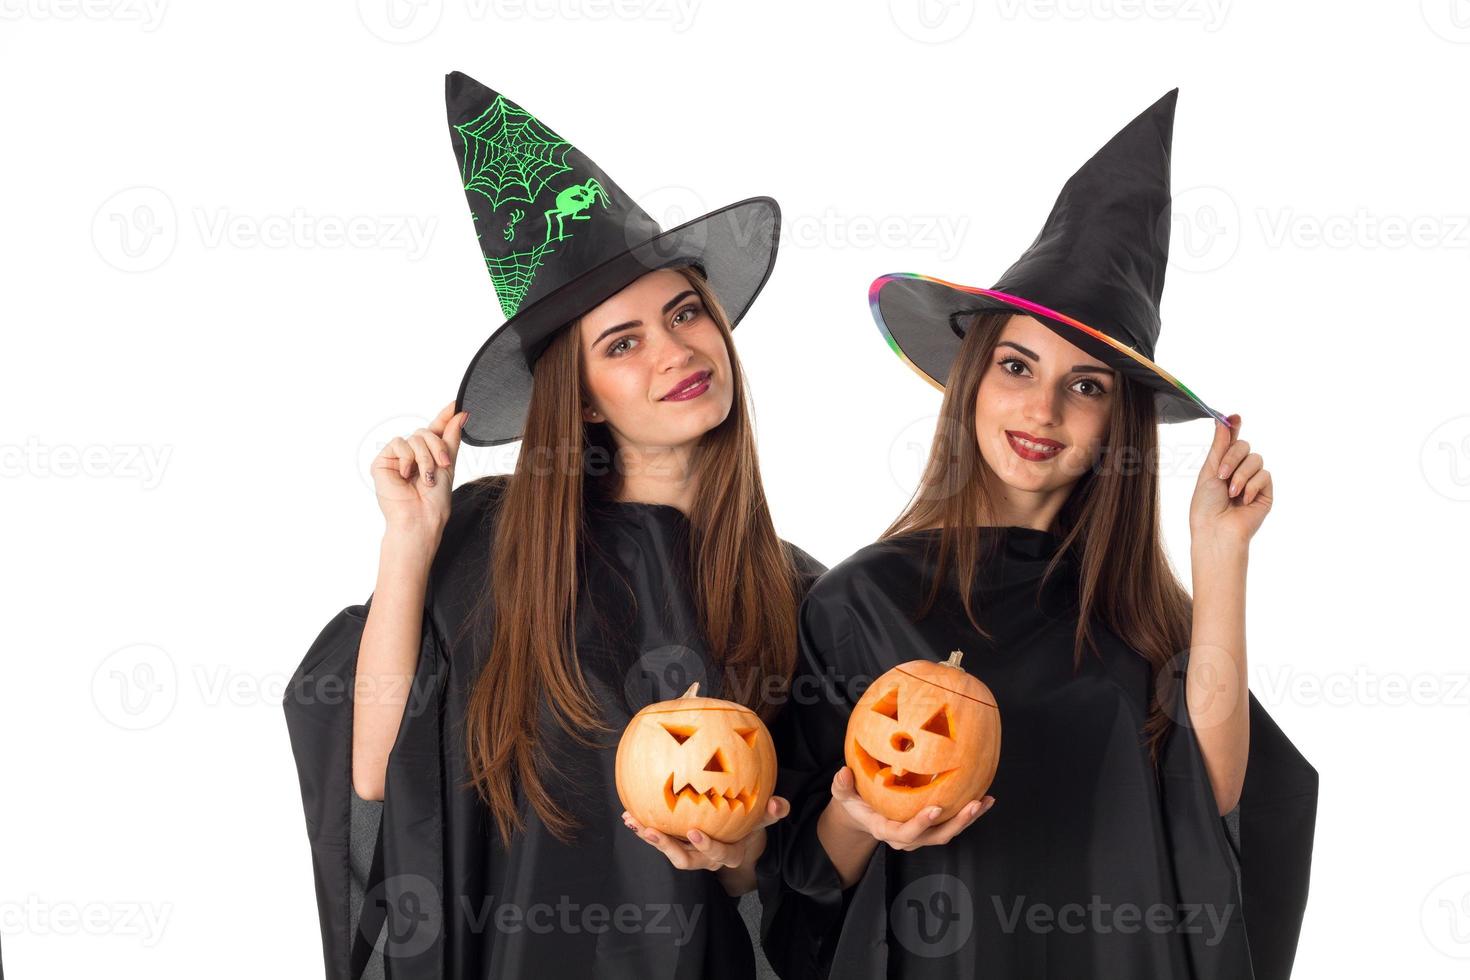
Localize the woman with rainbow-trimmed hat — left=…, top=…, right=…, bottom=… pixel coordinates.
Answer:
left=759, top=90, right=1317, bottom=978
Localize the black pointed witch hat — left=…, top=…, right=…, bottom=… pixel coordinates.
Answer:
left=868, top=89, right=1227, bottom=425
left=445, top=71, right=781, bottom=446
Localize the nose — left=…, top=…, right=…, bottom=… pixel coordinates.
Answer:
left=1022, top=383, right=1061, bottom=426
left=890, top=733, right=914, bottom=753
left=653, top=328, right=696, bottom=371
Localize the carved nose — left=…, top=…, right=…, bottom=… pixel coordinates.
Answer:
left=890, top=733, right=914, bottom=753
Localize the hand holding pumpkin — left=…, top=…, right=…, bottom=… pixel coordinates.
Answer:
left=827, top=765, right=994, bottom=851
left=621, top=795, right=790, bottom=893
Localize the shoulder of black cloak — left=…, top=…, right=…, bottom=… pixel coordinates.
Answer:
left=282, top=472, right=509, bottom=980
left=756, top=539, right=909, bottom=980
left=780, top=539, right=828, bottom=596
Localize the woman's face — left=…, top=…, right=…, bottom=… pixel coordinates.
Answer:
left=973, top=314, right=1115, bottom=498
left=578, top=268, right=734, bottom=452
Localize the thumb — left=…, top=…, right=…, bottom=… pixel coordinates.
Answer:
left=444, top=410, right=469, bottom=459
left=1203, top=413, right=1239, bottom=475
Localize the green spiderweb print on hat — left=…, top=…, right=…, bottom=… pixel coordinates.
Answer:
left=455, top=95, right=573, bottom=211
left=454, top=96, right=611, bottom=318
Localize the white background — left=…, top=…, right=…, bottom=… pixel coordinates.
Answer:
left=3, top=0, right=1468, bottom=975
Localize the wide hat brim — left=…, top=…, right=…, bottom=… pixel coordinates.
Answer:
left=869, top=273, right=1228, bottom=426
left=455, top=196, right=779, bottom=446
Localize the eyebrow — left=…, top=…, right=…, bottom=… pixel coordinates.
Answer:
left=996, top=340, right=1116, bottom=375
left=591, top=290, right=699, bottom=348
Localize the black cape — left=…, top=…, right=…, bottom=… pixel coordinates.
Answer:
left=758, top=527, right=1317, bottom=979
left=284, top=476, right=825, bottom=979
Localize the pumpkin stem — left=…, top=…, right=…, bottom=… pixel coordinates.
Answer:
left=681, top=682, right=700, bottom=699
left=944, top=650, right=965, bottom=669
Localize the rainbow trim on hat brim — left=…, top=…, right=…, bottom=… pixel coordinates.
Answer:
left=868, top=272, right=1231, bottom=427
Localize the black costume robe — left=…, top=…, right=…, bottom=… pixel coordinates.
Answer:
left=758, top=526, right=1317, bottom=979
left=284, top=476, right=825, bottom=979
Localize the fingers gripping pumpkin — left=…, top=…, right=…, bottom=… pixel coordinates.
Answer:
left=616, top=683, right=777, bottom=842
left=845, top=650, right=1001, bottom=823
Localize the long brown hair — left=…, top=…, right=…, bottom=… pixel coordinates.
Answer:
left=459, top=266, right=801, bottom=844
left=881, top=311, right=1193, bottom=768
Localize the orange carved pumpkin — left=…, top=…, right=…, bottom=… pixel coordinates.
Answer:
left=616, top=683, right=776, bottom=842
left=844, top=650, right=1000, bottom=823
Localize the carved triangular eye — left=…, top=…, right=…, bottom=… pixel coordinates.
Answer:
left=703, top=749, right=727, bottom=772
left=734, top=727, right=759, bottom=747
left=871, top=688, right=899, bottom=720
left=920, top=706, right=952, bottom=739
left=661, top=723, right=697, bottom=744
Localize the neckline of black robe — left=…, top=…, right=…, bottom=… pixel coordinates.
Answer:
left=284, top=476, right=825, bottom=979
left=757, top=525, right=1318, bottom=980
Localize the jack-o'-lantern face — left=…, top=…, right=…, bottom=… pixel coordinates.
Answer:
left=616, top=684, right=777, bottom=842
left=844, top=651, right=1001, bottom=823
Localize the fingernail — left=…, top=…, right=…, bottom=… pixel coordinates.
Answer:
left=928, top=806, right=942, bottom=819
left=984, top=798, right=996, bottom=809
left=689, top=830, right=704, bottom=844
left=425, top=472, right=435, bottom=485
left=1218, top=466, right=1229, bottom=479
left=1229, top=482, right=1239, bottom=496
left=642, top=830, right=658, bottom=843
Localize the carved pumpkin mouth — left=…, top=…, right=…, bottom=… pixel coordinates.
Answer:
left=662, top=774, right=757, bottom=812
left=850, top=740, right=956, bottom=790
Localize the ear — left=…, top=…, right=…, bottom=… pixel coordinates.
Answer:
left=582, top=403, right=602, bottom=423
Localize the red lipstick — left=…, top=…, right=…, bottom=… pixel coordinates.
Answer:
left=661, top=370, right=711, bottom=401
left=1005, top=429, right=1064, bottom=462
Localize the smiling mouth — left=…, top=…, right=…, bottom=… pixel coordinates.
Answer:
left=663, top=775, right=756, bottom=811
left=661, top=370, right=712, bottom=401
left=850, top=742, right=954, bottom=790
left=1005, top=430, right=1064, bottom=461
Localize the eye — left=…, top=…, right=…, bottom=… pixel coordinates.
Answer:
left=661, top=723, right=696, bottom=744
left=997, top=355, right=1031, bottom=377
left=870, top=688, right=899, bottom=720
left=1071, top=376, right=1108, bottom=397
left=607, top=335, right=638, bottom=357
left=920, top=706, right=952, bottom=739
left=671, top=302, right=702, bottom=326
